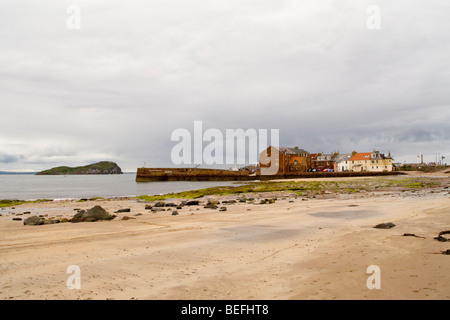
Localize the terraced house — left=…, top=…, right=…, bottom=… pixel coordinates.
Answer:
left=349, top=151, right=393, bottom=172
left=259, top=146, right=310, bottom=175
left=334, top=153, right=353, bottom=172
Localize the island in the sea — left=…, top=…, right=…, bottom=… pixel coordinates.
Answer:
left=35, top=161, right=123, bottom=175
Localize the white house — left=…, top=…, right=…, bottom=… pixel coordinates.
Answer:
left=334, top=154, right=352, bottom=172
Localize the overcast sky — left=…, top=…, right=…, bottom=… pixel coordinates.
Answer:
left=1, top=0, right=449, bottom=172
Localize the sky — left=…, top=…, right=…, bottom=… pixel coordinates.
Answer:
left=0, top=0, right=449, bottom=172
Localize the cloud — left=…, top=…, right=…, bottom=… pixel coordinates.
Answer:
left=0, top=0, right=449, bottom=171
left=0, top=153, right=22, bottom=164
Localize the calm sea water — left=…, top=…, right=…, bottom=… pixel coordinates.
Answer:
left=0, top=174, right=239, bottom=200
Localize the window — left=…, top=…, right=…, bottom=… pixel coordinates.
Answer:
left=372, top=160, right=374, bottom=164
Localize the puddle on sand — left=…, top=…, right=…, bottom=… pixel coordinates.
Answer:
left=219, top=224, right=301, bottom=242
left=309, top=210, right=379, bottom=219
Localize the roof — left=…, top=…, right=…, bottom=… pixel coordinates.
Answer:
left=334, top=154, right=352, bottom=163
left=350, top=152, right=373, bottom=161
left=276, top=147, right=309, bottom=155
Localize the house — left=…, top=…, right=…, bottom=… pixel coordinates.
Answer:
left=259, top=146, right=310, bottom=175
left=334, top=153, right=353, bottom=172
left=349, top=151, right=394, bottom=172
left=312, top=153, right=336, bottom=171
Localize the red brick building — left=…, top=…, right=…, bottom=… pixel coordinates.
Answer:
left=259, top=146, right=310, bottom=175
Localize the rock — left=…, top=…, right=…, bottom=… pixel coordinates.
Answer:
left=204, top=204, right=218, bottom=209
left=23, top=211, right=31, bottom=215
left=222, top=200, right=236, bottom=205
left=133, top=213, right=143, bottom=216
left=60, top=218, right=69, bottom=223
left=151, top=208, right=166, bottom=212
left=185, top=200, right=200, bottom=206
left=403, top=233, right=425, bottom=239
left=171, top=211, right=179, bottom=216
left=121, top=216, right=135, bottom=220
left=154, top=202, right=166, bottom=207
left=219, top=207, right=227, bottom=212
left=23, top=216, right=44, bottom=225
left=434, top=230, right=450, bottom=242
left=165, top=203, right=177, bottom=207
left=258, top=198, right=275, bottom=204
left=145, top=205, right=153, bottom=210
left=50, top=219, right=60, bottom=224
left=374, top=222, right=396, bottom=229
left=72, top=211, right=84, bottom=219
left=12, top=217, right=22, bottom=221
left=84, top=205, right=114, bottom=220
left=239, top=198, right=246, bottom=203
left=176, top=206, right=183, bottom=210
left=207, top=200, right=220, bottom=205
left=443, top=250, right=450, bottom=255
left=115, top=208, right=131, bottom=213
left=71, top=205, right=115, bottom=222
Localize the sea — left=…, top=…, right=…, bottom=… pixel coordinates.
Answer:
left=0, top=173, right=240, bottom=201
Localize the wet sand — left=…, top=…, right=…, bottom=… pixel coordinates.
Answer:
left=0, top=177, right=449, bottom=300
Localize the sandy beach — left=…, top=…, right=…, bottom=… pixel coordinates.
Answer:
left=1, top=174, right=449, bottom=300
